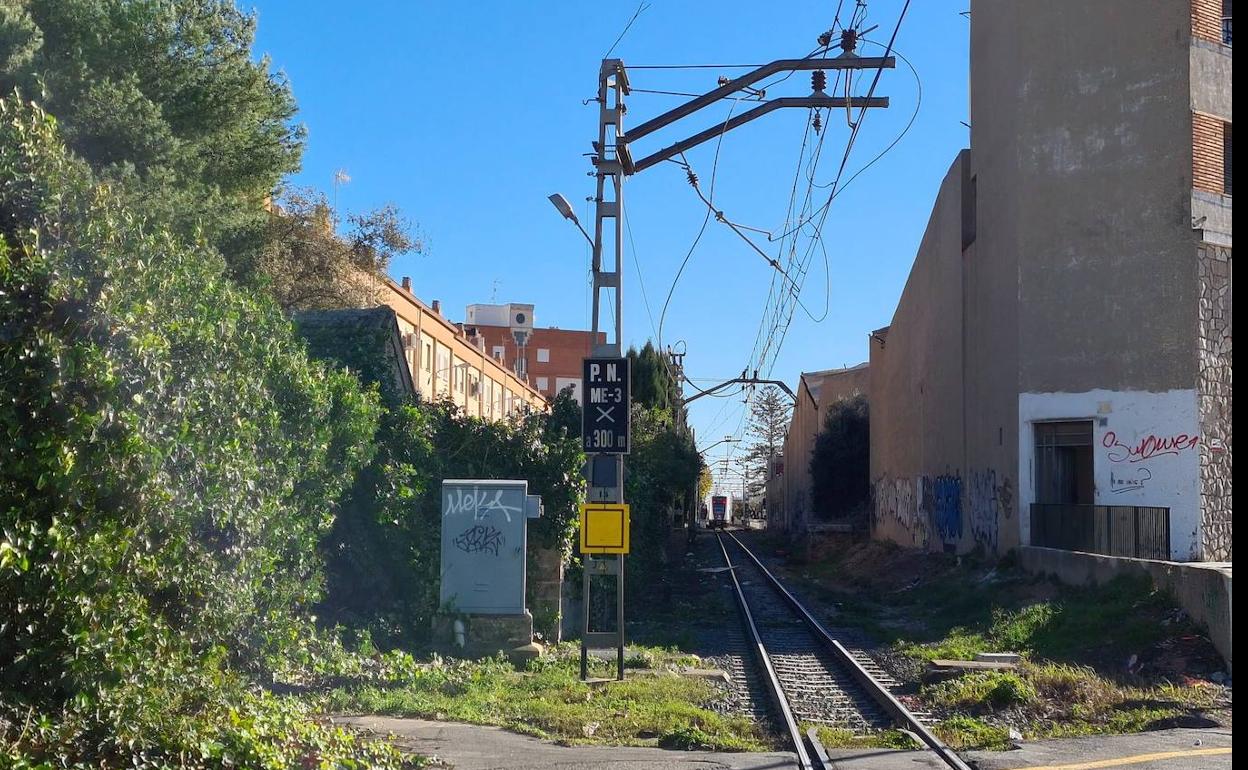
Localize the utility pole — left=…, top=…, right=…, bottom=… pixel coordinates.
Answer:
left=580, top=59, right=629, bottom=682
left=573, top=41, right=894, bottom=683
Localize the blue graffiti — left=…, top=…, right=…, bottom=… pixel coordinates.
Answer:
left=924, top=474, right=963, bottom=543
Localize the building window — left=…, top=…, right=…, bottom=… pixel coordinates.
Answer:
left=536, top=348, right=550, bottom=363
left=492, top=345, right=505, bottom=361
left=1224, top=0, right=1233, bottom=45
left=1034, top=421, right=1094, bottom=505
left=435, top=344, right=450, bottom=390
left=536, top=376, right=549, bottom=391
left=422, top=341, right=432, bottom=371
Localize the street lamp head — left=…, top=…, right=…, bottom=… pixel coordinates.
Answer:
left=548, top=193, right=580, bottom=225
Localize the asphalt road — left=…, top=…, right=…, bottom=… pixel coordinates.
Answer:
left=343, top=717, right=1232, bottom=770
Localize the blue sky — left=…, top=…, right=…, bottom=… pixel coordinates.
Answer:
left=250, top=1, right=970, bottom=491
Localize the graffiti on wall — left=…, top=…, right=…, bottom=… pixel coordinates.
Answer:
left=922, top=474, right=963, bottom=544
left=874, top=470, right=1014, bottom=553
left=967, top=470, right=1013, bottom=550
left=1102, top=431, right=1199, bottom=464
left=873, top=476, right=928, bottom=550
left=1109, top=466, right=1153, bottom=494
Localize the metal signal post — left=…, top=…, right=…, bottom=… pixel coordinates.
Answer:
left=577, top=50, right=893, bottom=682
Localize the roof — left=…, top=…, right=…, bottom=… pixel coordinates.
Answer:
left=293, top=306, right=415, bottom=402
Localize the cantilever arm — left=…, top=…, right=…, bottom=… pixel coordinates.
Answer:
left=629, top=95, right=889, bottom=174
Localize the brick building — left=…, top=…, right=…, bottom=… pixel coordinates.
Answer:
left=463, top=303, right=604, bottom=404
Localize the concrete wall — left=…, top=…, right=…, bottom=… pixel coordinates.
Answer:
left=1018, top=546, right=1232, bottom=672
left=973, top=0, right=1198, bottom=395
left=780, top=364, right=869, bottom=530
left=870, top=152, right=973, bottom=552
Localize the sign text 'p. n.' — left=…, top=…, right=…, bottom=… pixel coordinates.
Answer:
left=582, top=357, right=630, bottom=454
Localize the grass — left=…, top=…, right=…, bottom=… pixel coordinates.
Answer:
left=325, top=643, right=773, bottom=751
left=752, top=534, right=1230, bottom=750
left=809, top=725, right=920, bottom=750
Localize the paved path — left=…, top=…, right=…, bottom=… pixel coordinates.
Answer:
left=342, top=716, right=799, bottom=769
left=964, top=728, right=1232, bottom=770
left=343, top=717, right=1231, bottom=770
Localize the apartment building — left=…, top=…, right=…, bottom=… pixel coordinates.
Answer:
left=382, top=279, right=546, bottom=419
left=463, top=303, right=604, bottom=404
left=870, top=0, right=1232, bottom=562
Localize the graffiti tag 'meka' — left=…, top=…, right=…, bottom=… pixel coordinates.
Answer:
left=1102, top=431, right=1199, bottom=463
left=443, top=487, right=523, bottom=521
left=454, top=524, right=505, bottom=556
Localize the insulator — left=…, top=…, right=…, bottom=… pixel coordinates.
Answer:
left=811, top=69, right=827, bottom=92
left=812, top=111, right=822, bottom=134
left=840, top=27, right=858, bottom=54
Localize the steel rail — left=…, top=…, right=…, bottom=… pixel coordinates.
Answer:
left=724, top=531, right=973, bottom=770
left=715, top=534, right=814, bottom=770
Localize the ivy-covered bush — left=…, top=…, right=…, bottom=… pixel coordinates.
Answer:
left=318, top=391, right=585, bottom=647
left=0, top=92, right=382, bottom=749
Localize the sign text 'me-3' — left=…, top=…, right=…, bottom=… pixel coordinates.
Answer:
left=582, top=357, right=630, bottom=454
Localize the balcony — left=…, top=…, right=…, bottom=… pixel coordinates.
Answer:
left=1031, top=504, right=1171, bottom=560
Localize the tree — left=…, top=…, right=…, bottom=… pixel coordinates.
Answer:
left=0, top=0, right=304, bottom=270
left=627, top=341, right=679, bottom=412
left=742, top=386, right=791, bottom=497
left=0, top=93, right=377, bottom=706
left=809, top=394, right=870, bottom=520
left=259, top=186, right=422, bottom=312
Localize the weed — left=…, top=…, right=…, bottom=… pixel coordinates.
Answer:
left=923, top=671, right=1039, bottom=712
left=934, top=715, right=1013, bottom=751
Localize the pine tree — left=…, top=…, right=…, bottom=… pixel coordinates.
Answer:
left=742, top=386, right=791, bottom=498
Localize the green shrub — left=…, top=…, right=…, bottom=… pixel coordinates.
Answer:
left=924, top=671, right=1039, bottom=712
left=0, top=94, right=378, bottom=701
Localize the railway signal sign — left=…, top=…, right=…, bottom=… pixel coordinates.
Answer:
left=582, top=357, right=630, bottom=454
left=579, top=503, right=630, bottom=554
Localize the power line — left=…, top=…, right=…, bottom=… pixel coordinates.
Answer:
left=603, top=2, right=650, bottom=59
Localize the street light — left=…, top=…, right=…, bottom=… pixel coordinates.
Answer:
left=548, top=193, right=594, bottom=247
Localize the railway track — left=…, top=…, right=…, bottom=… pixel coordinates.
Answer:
left=716, top=530, right=971, bottom=770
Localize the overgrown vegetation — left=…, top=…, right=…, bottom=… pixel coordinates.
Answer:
left=0, top=94, right=412, bottom=768
left=621, top=343, right=704, bottom=605
left=0, top=4, right=729, bottom=764
left=809, top=393, right=869, bottom=521
left=757, top=534, right=1231, bottom=751
left=327, top=644, right=770, bottom=751
left=318, top=391, right=585, bottom=648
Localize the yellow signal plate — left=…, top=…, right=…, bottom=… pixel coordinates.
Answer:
left=579, top=503, right=630, bottom=554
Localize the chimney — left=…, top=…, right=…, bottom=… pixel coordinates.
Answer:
left=401, top=276, right=412, bottom=292
left=432, top=299, right=441, bottom=315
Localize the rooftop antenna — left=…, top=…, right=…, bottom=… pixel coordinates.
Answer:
left=332, top=168, right=351, bottom=220
left=491, top=279, right=501, bottom=303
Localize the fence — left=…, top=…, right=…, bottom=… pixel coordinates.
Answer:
left=1030, top=504, right=1171, bottom=560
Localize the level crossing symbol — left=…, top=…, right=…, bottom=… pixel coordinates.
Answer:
left=582, top=357, right=630, bottom=454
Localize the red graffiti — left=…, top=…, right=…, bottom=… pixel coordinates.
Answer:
left=1102, top=430, right=1199, bottom=463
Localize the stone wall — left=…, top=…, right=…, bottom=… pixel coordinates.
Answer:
left=1197, top=243, right=1232, bottom=561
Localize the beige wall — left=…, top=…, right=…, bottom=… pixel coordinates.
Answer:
left=382, top=279, right=545, bottom=418
left=776, top=365, right=869, bottom=531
